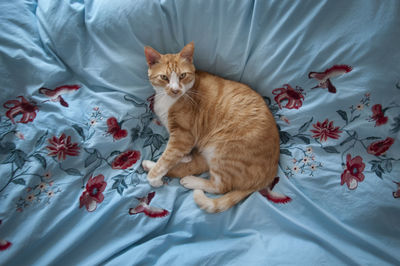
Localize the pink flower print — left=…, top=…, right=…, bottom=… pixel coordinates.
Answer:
left=0, top=240, right=11, bottom=251
left=272, top=84, right=304, bottom=110
left=79, top=174, right=107, bottom=212
left=370, top=104, right=388, bottom=126
left=0, top=220, right=12, bottom=251
left=259, top=177, right=291, bottom=204
left=341, top=154, right=365, bottom=190
left=111, top=150, right=141, bottom=170
left=129, top=192, right=169, bottom=218
left=106, top=117, right=128, bottom=140
left=15, top=132, right=25, bottom=140
left=3, top=96, right=39, bottom=124
left=367, top=137, right=394, bottom=156
left=310, top=119, right=342, bottom=142
left=393, top=182, right=400, bottom=199
left=39, top=85, right=80, bottom=107
left=46, top=133, right=80, bottom=160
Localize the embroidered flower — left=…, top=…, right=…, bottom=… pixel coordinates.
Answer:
left=129, top=192, right=169, bottom=218
left=38, top=183, right=47, bottom=191
left=26, top=194, right=35, bottom=202
left=44, top=172, right=51, bottom=179
left=306, top=147, right=313, bottom=154
left=310, top=119, right=342, bottom=142
left=292, top=165, right=300, bottom=173
left=15, top=132, right=25, bottom=140
left=0, top=239, right=12, bottom=251
left=112, top=150, right=141, bottom=169
left=280, top=115, right=290, bottom=124
left=47, top=191, right=55, bottom=198
left=79, top=174, right=107, bottom=212
left=147, top=94, right=155, bottom=112
left=370, top=104, right=388, bottom=126
left=302, top=157, right=309, bottom=164
left=46, top=133, right=80, bottom=160
left=341, top=154, right=365, bottom=190
left=3, top=96, right=39, bottom=124
left=106, top=117, right=127, bottom=140
left=310, top=165, right=317, bottom=171
left=367, top=137, right=394, bottom=156
left=356, top=104, right=364, bottom=111
left=0, top=220, right=11, bottom=252
left=272, top=84, right=304, bottom=110
left=38, top=85, right=80, bottom=107
left=393, top=182, right=400, bottom=199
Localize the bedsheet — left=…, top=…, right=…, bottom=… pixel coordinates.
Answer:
left=1, top=0, right=400, bottom=265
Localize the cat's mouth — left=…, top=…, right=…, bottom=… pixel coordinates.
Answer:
left=167, top=89, right=183, bottom=97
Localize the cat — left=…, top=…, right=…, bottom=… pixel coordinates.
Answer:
left=142, top=42, right=280, bottom=213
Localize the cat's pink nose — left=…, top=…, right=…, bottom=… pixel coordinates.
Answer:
left=172, top=89, right=180, bottom=94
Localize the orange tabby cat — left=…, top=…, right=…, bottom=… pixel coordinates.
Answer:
left=142, top=42, right=280, bottom=213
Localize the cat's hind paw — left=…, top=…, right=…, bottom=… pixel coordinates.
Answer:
left=180, top=154, right=192, bottom=163
left=180, top=175, right=202, bottom=190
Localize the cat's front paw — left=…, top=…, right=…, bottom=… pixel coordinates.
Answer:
left=148, top=177, right=164, bottom=188
left=147, top=168, right=164, bottom=187
left=142, top=160, right=156, bottom=172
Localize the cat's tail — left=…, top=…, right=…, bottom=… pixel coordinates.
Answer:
left=193, top=189, right=253, bottom=213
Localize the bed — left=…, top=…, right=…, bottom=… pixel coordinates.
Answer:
left=1, top=0, right=399, bottom=265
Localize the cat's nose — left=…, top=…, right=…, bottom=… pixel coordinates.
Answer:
left=171, top=89, right=180, bottom=94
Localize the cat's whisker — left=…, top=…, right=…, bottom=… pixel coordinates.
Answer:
left=184, top=93, right=196, bottom=107
left=186, top=89, right=204, bottom=101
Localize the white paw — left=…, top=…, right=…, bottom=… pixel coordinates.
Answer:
left=180, top=154, right=192, bottom=163
left=180, top=175, right=202, bottom=190
left=148, top=177, right=164, bottom=188
left=142, top=160, right=156, bottom=172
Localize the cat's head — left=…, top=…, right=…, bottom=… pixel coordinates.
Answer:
left=144, top=42, right=195, bottom=98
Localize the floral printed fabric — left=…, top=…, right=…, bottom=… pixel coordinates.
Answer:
left=270, top=73, right=399, bottom=195
left=1, top=0, right=400, bottom=265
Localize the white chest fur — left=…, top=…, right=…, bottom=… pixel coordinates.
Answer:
left=153, top=91, right=178, bottom=131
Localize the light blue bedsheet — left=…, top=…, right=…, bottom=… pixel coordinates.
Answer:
left=1, top=0, right=399, bottom=265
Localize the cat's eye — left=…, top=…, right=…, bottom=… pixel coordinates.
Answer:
left=179, top=73, right=186, bottom=79
left=160, top=75, right=169, bottom=81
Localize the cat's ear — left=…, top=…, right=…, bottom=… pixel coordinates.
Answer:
left=180, top=42, right=194, bottom=63
left=144, top=46, right=161, bottom=67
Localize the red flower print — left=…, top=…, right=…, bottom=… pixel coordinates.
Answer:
left=259, top=177, right=291, bottom=204
left=393, top=182, right=400, bottom=199
left=272, top=84, right=304, bottom=109
left=129, top=191, right=169, bottom=218
left=112, top=150, right=141, bottom=169
left=310, top=119, right=342, bottom=142
left=341, top=154, right=365, bottom=190
left=367, top=137, right=394, bottom=156
left=79, top=174, right=107, bottom=212
left=0, top=220, right=11, bottom=251
left=3, top=96, right=39, bottom=124
left=15, top=131, right=25, bottom=140
left=308, top=65, right=352, bottom=93
left=46, top=133, right=80, bottom=160
left=0, top=239, right=12, bottom=251
left=39, top=85, right=80, bottom=107
left=107, top=117, right=127, bottom=140
left=147, top=94, right=155, bottom=112
left=370, top=104, right=388, bottom=126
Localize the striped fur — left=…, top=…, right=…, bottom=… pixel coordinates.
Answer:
left=143, top=42, right=280, bottom=213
